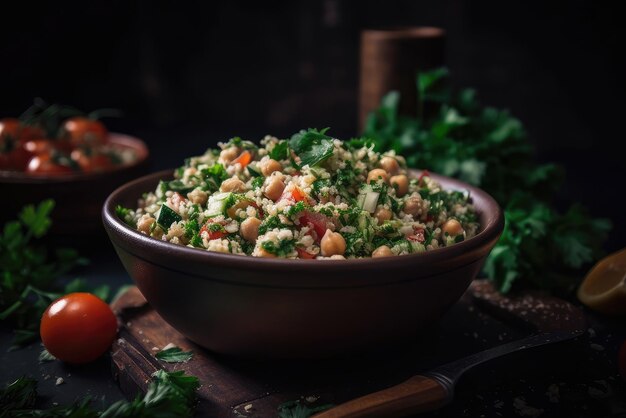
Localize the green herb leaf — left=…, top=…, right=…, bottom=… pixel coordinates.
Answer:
left=270, top=140, right=290, bottom=160
left=0, top=371, right=200, bottom=418
left=289, top=128, right=334, bottom=167
left=277, top=399, right=333, bottom=418
left=156, top=346, right=194, bottom=363
left=365, top=67, right=612, bottom=293
left=19, top=200, right=55, bottom=238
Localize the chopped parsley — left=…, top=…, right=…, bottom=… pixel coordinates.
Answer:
left=261, top=239, right=296, bottom=257
left=289, top=128, right=334, bottom=168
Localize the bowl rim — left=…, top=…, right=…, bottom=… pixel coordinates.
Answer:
left=103, top=168, right=504, bottom=276
left=0, top=133, right=149, bottom=184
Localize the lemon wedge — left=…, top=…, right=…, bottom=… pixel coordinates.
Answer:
left=577, top=248, right=626, bottom=316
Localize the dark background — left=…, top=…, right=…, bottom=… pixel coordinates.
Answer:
left=1, top=0, right=624, bottom=248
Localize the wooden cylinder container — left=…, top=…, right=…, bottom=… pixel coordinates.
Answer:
left=358, top=27, right=446, bottom=131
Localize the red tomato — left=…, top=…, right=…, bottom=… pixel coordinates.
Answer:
left=298, top=211, right=330, bottom=242
left=0, top=118, right=20, bottom=145
left=8, top=147, right=35, bottom=171
left=231, top=150, right=252, bottom=168
left=617, top=340, right=626, bottom=380
left=200, top=220, right=228, bottom=240
left=417, top=170, right=430, bottom=186
left=27, top=153, right=74, bottom=175
left=280, top=186, right=309, bottom=204
left=1, top=119, right=45, bottom=147
left=296, top=247, right=316, bottom=259
left=40, top=293, right=118, bottom=364
left=23, top=139, right=53, bottom=154
left=408, top=227, right=425, bottom=243
left=70, top=149, right=113, bottom=173
left=59, top=117, right=108, bottom=147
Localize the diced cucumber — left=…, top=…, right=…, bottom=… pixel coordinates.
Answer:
left=167, top=179, right=195, bottom=194
left=206, top=192, right=231, bottom=217
left=157, top=204, right=182, bottom=228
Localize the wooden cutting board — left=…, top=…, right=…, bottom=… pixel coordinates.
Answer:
left=109, top=280, right=583, bottom=417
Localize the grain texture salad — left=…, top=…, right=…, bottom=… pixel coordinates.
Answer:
left=116, top=129, right=479, bottom=259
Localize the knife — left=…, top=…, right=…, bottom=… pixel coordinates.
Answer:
left=313, top=280, right=586, bottom=418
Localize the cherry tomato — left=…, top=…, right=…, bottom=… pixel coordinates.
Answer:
left=23, top=139, right=53, bottom=154
left=0, top=118, right=20, bottom=145
left=70, top=149, right=113, bottom=173
left=1, top=119, right=45, bottom=145
left=298, top=211, right=330, bottom=242
left=27, top=153, right=74, bottom=175
left=8, top=146, right=35, bottom=171
left=619, top=340, right=626, bottom=380
left=200, top=220, right=228, bottom=240
left=59, top=117, right=108, bottom=147
left=40, top=293, right=118, bottom=364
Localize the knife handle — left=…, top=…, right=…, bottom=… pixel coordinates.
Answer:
left=313, top=375, right=451, bottom=418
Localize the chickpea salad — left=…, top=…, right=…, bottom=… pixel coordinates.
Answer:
left=116, top=129, right=479, bottom=259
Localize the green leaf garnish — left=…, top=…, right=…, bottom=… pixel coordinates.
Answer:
left=289, top=128, right=334, bottom=168
left=155, top=346, right=194, bottom=363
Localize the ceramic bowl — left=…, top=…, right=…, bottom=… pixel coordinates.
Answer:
left=1, top=133, right=149, bottom=237
left=103, top=169, right=503, bottom=358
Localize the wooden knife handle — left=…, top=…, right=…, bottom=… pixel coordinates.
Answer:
left=313, top=375, right=450, bottom=418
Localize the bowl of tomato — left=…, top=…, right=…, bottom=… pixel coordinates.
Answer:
left=0, top=103, right=149, bottom=236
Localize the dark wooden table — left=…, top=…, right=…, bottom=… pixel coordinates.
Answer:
left=1, top=242, right=625, bottom=417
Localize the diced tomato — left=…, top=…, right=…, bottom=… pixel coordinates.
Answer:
left=200, top=221, right=228, bottom=240
left=408, top=227, right=425, bottom=243
left=280, top=186, right=310, bottom=204
left=249, top=201, right=265, bottom=219
left=417, top=170, right=430, bottom=186
left=296, top=247, right=316, bottom=259
left=298, top=211, right=329, bottom=243
left=231, top=150, right=252, bottom=168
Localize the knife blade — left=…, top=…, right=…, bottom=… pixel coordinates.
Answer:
left=313, top=281, right=586, bottom=418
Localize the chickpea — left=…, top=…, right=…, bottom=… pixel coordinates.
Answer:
left=389, top=174, right=409, bottom=197
left=320, top=229, right=346, bottom=257
left=379, top=156, right=400, bottom=175
left=256, top=247, right=276, bottom=258
left=367, top=168, right=389, bottom=184
left=187, top=188, right=208, bottom=205
left=374, top=207, right=392, bottom=225
left=220, top=177, right=246, bottom=193
left=264, top=176, right=285, bottom=201
left=403, top=196, right=423, bottom=216
left=260, top=159, right=282, bottom=176
left=219, top=147, right=239, bottom=164
left=240, top=217, right=262, bottom=242
left=372, top=245, right=394, bottom=258
left=442, top=219, right=464, bottom=237
left=137, top=215, right=155, bottom=234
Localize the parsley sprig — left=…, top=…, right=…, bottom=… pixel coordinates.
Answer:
left=365, top=68, right=612, bottom=293
left=0, top=370, right=199, bottom=418
left=0, top=200, right=101, bottom=349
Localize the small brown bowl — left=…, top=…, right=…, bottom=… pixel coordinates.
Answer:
left=1, top=133, right=149, bottom=237
left=103, top=169, right=504, bottom=358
